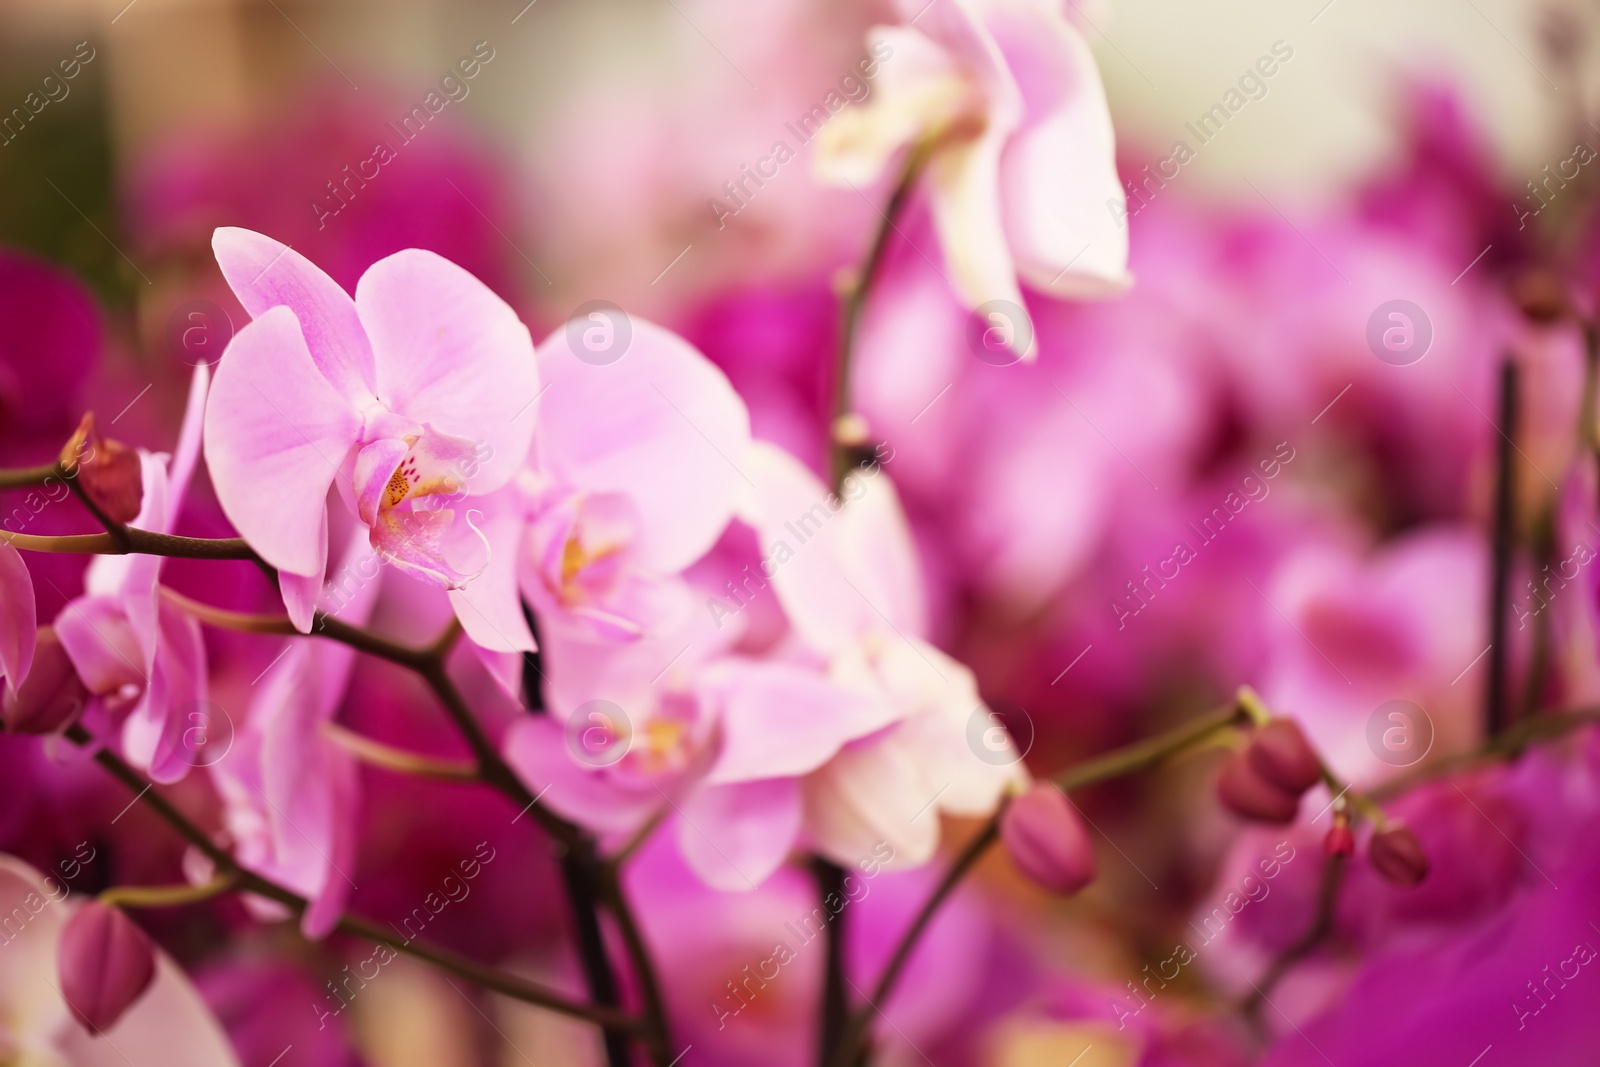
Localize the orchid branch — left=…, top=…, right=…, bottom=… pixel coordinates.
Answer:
left=161, top=584, right=675, bottom=1064
left=829, top=696, right=1254, bottom=1067
left=320, top=721, right=479, bottom=781
left=64, top=723, right=642, bottom=1032
left=0, top=463, right=60, bottom=489
left=2, top=528, right=259, bottom=562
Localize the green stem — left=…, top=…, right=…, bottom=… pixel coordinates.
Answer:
left=100, top=871, right=237, bottom=909
left=829, top=696, right=1254, bottom=1067
left=0, top=464, right=59, bottom=490
left=828, top=140, right=934, bottom=492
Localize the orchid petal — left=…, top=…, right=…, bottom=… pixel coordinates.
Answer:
left=122, top=599, right=207, bottom=784
left=746, top=442, right=927, bottom=654
left=204, top=305, right=361, bottom=577
left=0, top=541, right=36, bottom=695
left=927, top=128, right=1032, bottom=352
left=166, top=361, right=210, bottom=528
left=992, top=5, right=1130, bottom=297
left=356, top=249, right=539, bottom=489
left=448, top=486, right=536, bottom=654
left=803, top=738, right=941, bottom=867
left=55, top=596, right=144, bottom=697
left=705, top=660, right=898, bottom=785
left=502, top=717, right=661, bottom=834
left=677, top=778, right=801, bottom=891
left=211, top=226, right=377, bottom=403
left=535, top=318, right=751, bottom=574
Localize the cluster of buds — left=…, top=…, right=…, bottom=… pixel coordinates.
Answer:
left=1217, top=716, right=1429, bottom=887
left=1217, top=718, right=1323, bottom=824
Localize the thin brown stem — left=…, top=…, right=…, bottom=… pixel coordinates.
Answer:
left=1241, top=852, right=1347, bottom=1026
left=829, top=697, right=1254, bottom=1067
left=65, top=724, right=638, bottom=1031
left=2, top=528, right=259, bottom=561
left=828, top=140, right=934, bottom=492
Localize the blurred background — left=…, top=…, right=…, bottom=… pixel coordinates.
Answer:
left=6, top=0, right=1600, bottom=1065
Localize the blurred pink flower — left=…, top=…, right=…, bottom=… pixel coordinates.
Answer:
left=817, top=0, right=1129, bottom=345
left=0, top=853, right=242, bottom=1066
left=0, top=542, right=35, bottom=699
left=209, top=528, right=379, bottom=939
left=203, top=227, right=540, bottom=650
left=55, top=366, right=210, bottom=784
left=744, top=441, right=1023, bottom=867
left=515, top=318, right=751, bottom=643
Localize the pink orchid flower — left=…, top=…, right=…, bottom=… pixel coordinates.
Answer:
left=202, top=228, right=540, bottom=651
left=209, top=528, right=378, bottom=939
left=55, top=366, right=209, bottom=784
left=742, top=442, right=1024, bottom=867
left=0, top=853, right=242, bottom=1066
left=816, top=0, right=1129, bottom=353
left=504, top=582, right=888, bottom=891
left=0, top=540, right=35, bottom=699
left=513, top=317, right=751, bottom=643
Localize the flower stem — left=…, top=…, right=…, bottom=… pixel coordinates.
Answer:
left=828, top=140, right=934, bottom=493
left=829, top=696, right=1254, bottom=1067
left=2, top=528, right=258, bottom=561
left=1487, top=357, right=1519, bottom=737
left=63, top=724, right=639, bottom=1032
left=99, top=871, right=237, bottom=909
left=0, top=463, right=59, bottom=489
left=320, top=721, right=479, bottom=781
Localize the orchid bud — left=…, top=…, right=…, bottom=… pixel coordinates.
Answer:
left=1369, top=825, right=1429, bottom=887
left=1325, top=812, right=1355, bottom=857
left=2, top=627, right=88, bottom=734
left=60, top=412, right=143, bottom=523
left=1000, top=783, right=1096, bottom=895
left=1246, top=719, right=1322, bottom=794
left=1217, top=751, right=1299, bottom=823
left=58, top=902, right=156, bottom=1033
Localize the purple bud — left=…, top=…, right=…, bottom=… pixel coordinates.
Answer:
left=1217, top=751, right=1300, bottom=824
left=60, top=413, right=143, bottom=524
left=3, top=627, right=88, bottom=734
left=1247, top=719, right=1322, bottom=794
left=1325, top=824, right=1355, bottom=857
left=1369, top=825, right=1429, bottom=886
left=1000, top=783, right=1096, bottom=895
left=58, top=903, right=156, bottom=1033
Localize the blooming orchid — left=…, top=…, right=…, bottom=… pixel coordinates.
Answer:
left=0, top=854, right=242, bottom=1067
left=504, top=582, right=890, bottom=890
left=203, top=227, right=540, bottom=651
left=743, top=442, right=1024, bottom=866
left=54, top=366, right=209, bottom=784
left=816, top=0, right=1129, bottom=352
left=515, top=318, right=751, bottom=643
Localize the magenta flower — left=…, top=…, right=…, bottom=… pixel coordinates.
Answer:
left=55, top=367, right=210, bottom=784
left=816, top=0, right=1129, bottom=349
left=202, top=227, right=540, bottom=649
